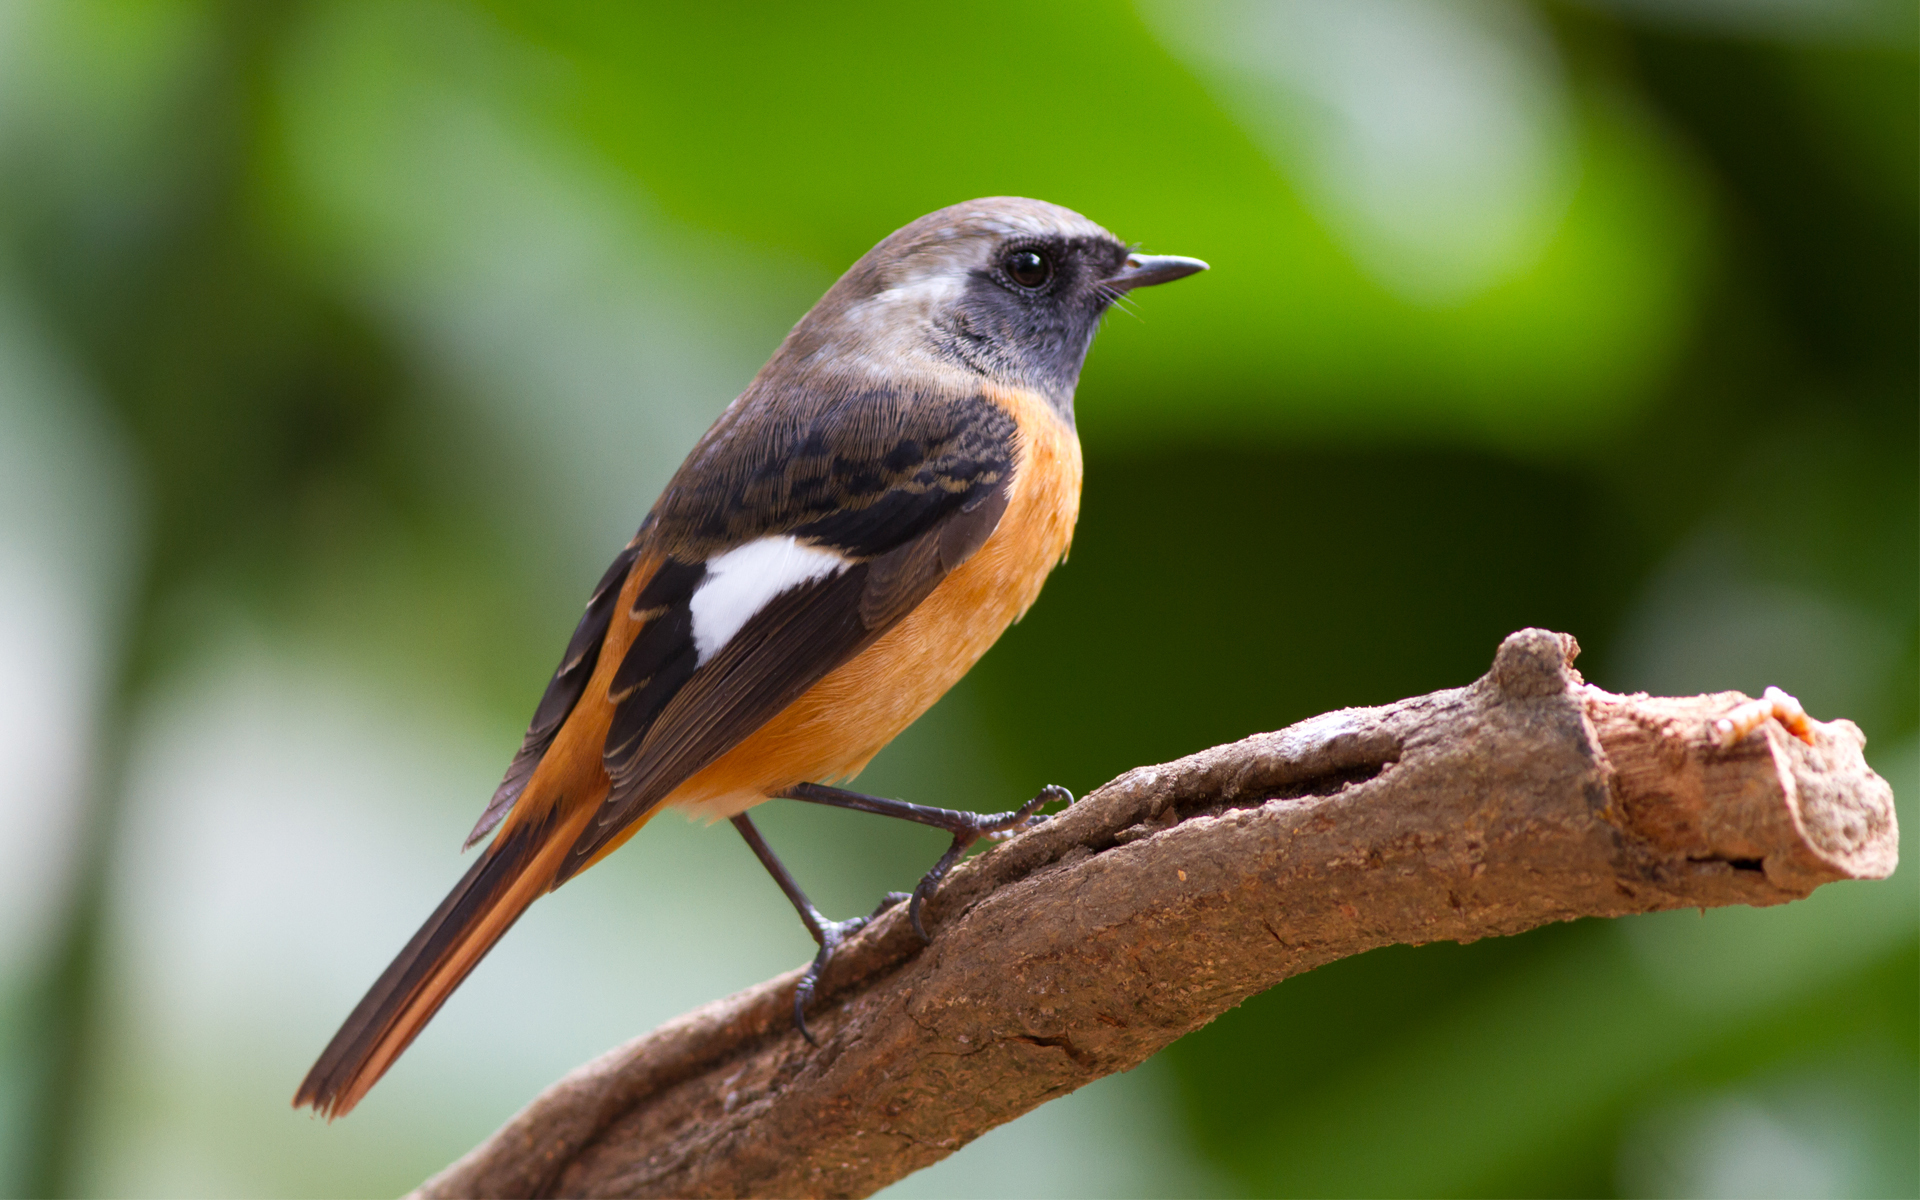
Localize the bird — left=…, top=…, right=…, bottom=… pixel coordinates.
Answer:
left=293, top=197, right=1206, bottom=1119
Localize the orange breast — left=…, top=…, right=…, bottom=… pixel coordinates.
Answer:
left=665, top=385, right=1083, bottom=820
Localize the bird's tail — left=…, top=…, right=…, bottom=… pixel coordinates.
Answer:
left=292, top=803, right=597, bottom=1119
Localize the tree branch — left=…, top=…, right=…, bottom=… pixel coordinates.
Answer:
left=412, top=629, right=1898, bottom=1199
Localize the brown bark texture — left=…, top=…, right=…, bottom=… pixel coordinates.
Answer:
left=412, top=629, right=1898, bottom=1200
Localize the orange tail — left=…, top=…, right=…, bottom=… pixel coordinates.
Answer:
left=293, top=804, right=593, bottom=1118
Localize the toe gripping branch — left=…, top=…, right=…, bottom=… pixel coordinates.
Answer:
left=738, top=783, right=1069, bottom=1044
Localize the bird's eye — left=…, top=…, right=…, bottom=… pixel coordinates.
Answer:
left=1004, top=249, right=1053, bottom=290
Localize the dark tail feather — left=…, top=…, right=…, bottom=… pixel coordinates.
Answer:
left=293, top=811, right=570, bottom=1118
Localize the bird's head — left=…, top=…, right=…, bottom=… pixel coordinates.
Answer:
left=769, top=197, right=1206, bottom=416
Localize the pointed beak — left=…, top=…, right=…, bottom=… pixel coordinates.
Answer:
left=1106, top=252, right=1209, bottom=291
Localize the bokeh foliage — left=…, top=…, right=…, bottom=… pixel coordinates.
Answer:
left=0, top=1, right=1911, bottom=1196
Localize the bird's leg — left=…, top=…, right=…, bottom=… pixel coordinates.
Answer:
left=730, top=812, right=901, bottom=1045
left=776, top=782, right=1070, bottom=943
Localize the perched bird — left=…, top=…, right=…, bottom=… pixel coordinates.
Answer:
left=294, top=197, right=1206, bottom=1118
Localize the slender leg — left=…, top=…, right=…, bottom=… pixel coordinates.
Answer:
left=775, top=782, right=1070, bottom=943
left=730, top=812, right=902, bottom=1045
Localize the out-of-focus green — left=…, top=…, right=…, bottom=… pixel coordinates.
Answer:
left=0, top=1, right=1910, bottom=1197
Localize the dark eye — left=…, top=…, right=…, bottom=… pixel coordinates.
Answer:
left=1004, top=249, right=1053, bottom=290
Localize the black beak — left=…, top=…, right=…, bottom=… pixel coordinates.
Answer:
left=1106, top=253, right=1209, bottom=291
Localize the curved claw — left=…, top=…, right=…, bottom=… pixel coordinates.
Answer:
left=984, top=784, right=1071, bottom=835
left=904, top=784, right=1074, bottom=944
left=792, top=915, right=869, bottom=1045
left=907, top=874, right=941, bottom=946
left=1031, top=783, right=1074, bottom=811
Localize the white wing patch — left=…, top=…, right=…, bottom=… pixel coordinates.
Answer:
left=689, top=536, right=851, bottom=665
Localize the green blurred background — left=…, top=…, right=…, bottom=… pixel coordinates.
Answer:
left=0, top=1, right=1912, bottom=1195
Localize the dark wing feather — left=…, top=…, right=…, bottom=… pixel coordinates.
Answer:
left=464, top=543, right=639, bottom=848
left=649, top=480, right=1012, bottom=782
left=654, top=384, right=1017, bottom=557
left=557, top=486, right=1006, bottom=881
left=606, top=560, right=872, bottom=805
left=550, top=386, right=1016, bottom=880
left=602, top=559, right=706, bottom=768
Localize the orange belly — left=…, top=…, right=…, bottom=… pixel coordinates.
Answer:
left=665, top=385, right=1082, bottom=820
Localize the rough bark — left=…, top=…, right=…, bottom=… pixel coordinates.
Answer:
left=412, top=629, right=1899, bottom=1199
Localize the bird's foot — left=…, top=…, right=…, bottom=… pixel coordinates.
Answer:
left=791, top=892, right=914, bottom=1043
left=906, top=784, right=1072, bottom=943
left=793, top=913, right=869, bottom=1046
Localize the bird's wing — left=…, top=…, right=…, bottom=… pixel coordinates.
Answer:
left=466, top=381, right=1019, bottom=876
left=555, top=382, right=1018, bottom=878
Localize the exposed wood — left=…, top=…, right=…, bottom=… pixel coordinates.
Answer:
left=412, top=629, right=1899, bottom=1199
